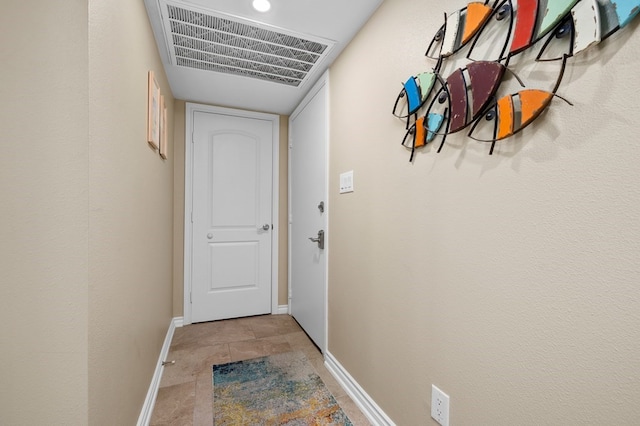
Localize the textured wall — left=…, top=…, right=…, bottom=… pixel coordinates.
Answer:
left=173, top=100, right=186, bottom=317
left=328, top=0, right=640, bottom=424
left=88, top=0, right=174, bottom=423
left=0, top=1, right=89, bottom=424
left=278, top=116, right=290, bottom=307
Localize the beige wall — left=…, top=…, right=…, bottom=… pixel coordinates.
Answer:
left=172, top=104, right=289, bottom=317
left=88, top=0, right=174, bottom=424
left=278, top=117, right=289, bottom=307
left=173, top=100, right=187, bottom=317
left=0, top=1, right=89, bottom=424
left=328, top=1, right=640, bottom=424
left=1, top=1, right=173, bottom=424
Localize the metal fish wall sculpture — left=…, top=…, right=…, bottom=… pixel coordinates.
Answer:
left=468, top=55, right=573, bottom=152
left=425, top=1, right=497, bottom=60
left=393, top=71, right=438, bottom=128
left=394, top=0, right=638, bottom=161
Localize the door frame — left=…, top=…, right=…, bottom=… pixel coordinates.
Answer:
left=184, top=102, right=280, bottom=325
left=288, top=71, right=330, bottom=352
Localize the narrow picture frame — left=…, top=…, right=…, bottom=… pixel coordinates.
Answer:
left=160, top=96, right=168, bottom=159
left=147, top=70, right=161, bottom=149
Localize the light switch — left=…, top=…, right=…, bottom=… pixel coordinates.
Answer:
left=340, top=171, right=354, bottom=193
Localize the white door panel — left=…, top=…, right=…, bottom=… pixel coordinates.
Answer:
left=290, top=74, right=329, bottom=352
left=191, top=111, right=273, bottom=323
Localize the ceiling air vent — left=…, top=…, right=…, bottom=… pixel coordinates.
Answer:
left=163, top=3, right=333, bottom=87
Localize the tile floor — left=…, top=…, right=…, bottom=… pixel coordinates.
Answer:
left=150, top=314, right=371, bottom=425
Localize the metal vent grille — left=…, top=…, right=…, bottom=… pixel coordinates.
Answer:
left=165, top=4, right=331, bottom=87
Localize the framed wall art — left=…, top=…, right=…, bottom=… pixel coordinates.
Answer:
left=160, top=95, right=168, bottom=159
left=147, top=70, right=161, bottom=149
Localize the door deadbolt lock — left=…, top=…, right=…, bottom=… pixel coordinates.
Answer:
left=308, top=230, right=325, bottom=249
left=317, top=201, right=324, bottom=213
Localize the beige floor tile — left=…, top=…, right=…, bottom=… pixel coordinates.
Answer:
left=171, top=320, right=254, bottom=351
left=336, top=395, right=372, bottom=426
left=150, top=381, right=196, bottom=426
left=192, top=370, right=213, bottom=426
left=150, top=314, right=370, bottom=425
left=308, top=356, right=348, bottom=399
left=228, top=335, right=292, bottom=361
left=284, top=331, right=323, bottom=360
left=160, top=344, right=230, bottom=388
left=242, top=313, right=303, bottom=338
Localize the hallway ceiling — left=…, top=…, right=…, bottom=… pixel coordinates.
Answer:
left=144, top=0, right=383, bottom=114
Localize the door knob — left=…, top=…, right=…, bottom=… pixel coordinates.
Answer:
left=207, top=233, right=213, bottom=239
left=308, top=230, right=325, bottom=249
left=260, top=224, right=270, bottom=231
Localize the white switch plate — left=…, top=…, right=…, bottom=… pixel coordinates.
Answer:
left=431, top=385, right=450, bottom=426
left=339, top=170, right=354, bottom=193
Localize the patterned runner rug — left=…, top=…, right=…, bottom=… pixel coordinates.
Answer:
left=213, top=351, right=352, bottom=425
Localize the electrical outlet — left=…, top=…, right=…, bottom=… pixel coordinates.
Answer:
left=431, top=385, right=450, bottom=426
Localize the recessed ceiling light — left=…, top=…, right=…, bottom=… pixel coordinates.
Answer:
left=252, top=0, right=271, bottom=12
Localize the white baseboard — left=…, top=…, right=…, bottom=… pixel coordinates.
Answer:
left=137, top=317, right=183, bottom=426
left=277, top=304, right=289, bottom=315
left=325, top=351, right=396, bottom=426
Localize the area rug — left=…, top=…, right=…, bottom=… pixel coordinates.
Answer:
left=213, top=351, right=353, bottom=425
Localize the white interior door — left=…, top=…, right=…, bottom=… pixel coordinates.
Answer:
left=190, top=110, right=273, bottom=323
left=290, top=73, right=329, bottom=352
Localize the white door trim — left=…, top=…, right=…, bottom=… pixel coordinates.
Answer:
left=288, top=70, right=330, bottom=352
left=184, top=102, right=279, bottom=325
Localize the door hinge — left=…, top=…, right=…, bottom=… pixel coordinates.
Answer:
left=190, top=212, right=193, bottom=223
left=190, top=291, right=192, bottom=303
left=191, top=131, right=194, bottom=144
